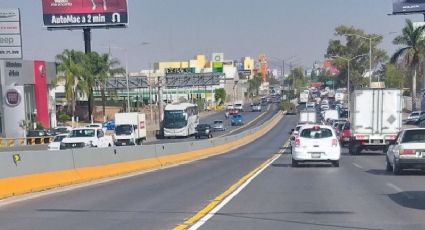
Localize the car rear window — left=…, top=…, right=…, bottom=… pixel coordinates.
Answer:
left=214, top=121, right=223, bottom=124
left=402, top=130, right=425, bottom=143
left=300, top=128, right=333, bottom=139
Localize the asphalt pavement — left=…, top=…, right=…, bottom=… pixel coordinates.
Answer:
left=0, top=105, right=294, bottom=230
left=2, top=111, right=424, bottom=230
left=200, top=150, right=425, bottom=230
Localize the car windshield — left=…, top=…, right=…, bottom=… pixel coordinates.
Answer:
left=87, top=124, right=101, bottom=127
left=410, top=112, right=420, bottom=117
left=53, top=135, right=67, bottom=142
left=402, top=130, right=425, bottom=143
left=197, top=124, right=209, bottom=129
left=300, top=128, right=333, bottom=139
left=115, top=125, right=133, bottom=135
left=70, top=129, right=95, bottom=138
left=28, top=130, right=45, bottom=137
left=55, top=128, right=69, bottom=134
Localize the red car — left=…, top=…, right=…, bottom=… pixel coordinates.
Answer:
left=228, top=108, right=240, bottom=115
left=340, top=123, right=351, bottom=146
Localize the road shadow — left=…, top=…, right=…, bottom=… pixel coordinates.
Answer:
left=271, top=163, right=291, bottom=168
left=388, top=191, right=425, bottom=210
left=342, top=152, right=384, bottom=157
left=366, top=169, right=425, bottom=176
left=212, top=211, right=381, bottom=230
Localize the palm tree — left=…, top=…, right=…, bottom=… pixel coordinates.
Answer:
left=391, top=19, right=425, bottom=110
left=97, top=53, right=125, bottom=117
left=55, top=49, right=86, bottom=118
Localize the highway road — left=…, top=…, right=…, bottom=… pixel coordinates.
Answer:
left=2, top=113, right=425, bottom=230
left=0, top=103, right=275, bottom=152
left=149, top=103, right=279, bottom=145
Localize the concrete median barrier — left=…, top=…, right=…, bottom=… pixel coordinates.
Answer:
left=0, top=111, right=284, bottom=200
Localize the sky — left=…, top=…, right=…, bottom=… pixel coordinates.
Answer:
left=0, top=0, right=424, bottom=72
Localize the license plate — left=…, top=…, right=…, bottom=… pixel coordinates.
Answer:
left=311, top=153, right=321, bottom=158
left=372, top=140, right=381, bottom=144
left=122, top=143, right=126, bottom=146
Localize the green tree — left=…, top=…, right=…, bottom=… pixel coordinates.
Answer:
left=97, top=53, right=125, bottom=116
left=81, top=52, right=124, bottom=119
left=391, top=19, right=425, bottom=110
left=326, top=25, right=388, bottom=88
left=288, top=67, right=308, bottom=92
left=248, top=75, right=262, bottom=98
left=214, top=88, right=226, bottom=105
left=381, top=63, right=405, bottom=88
left=55, top=49, right=86, bottom=117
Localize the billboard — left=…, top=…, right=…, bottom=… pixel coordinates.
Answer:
left=42, top=0, right=128, bottom=28
left=393, top=0, right=425, bottom=14
left=0, top=9, right=22, bottom=59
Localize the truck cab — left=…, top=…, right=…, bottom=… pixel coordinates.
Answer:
left=114, top=113, right=147, bottom=146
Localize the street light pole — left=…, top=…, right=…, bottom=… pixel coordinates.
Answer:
left=124, top=50, right=130, bottom=112
left=344, top=34, right=382, bottom=85
left=331, top=54, right=367, bottom=117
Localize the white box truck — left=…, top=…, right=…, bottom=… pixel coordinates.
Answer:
left=349, top=89, right=402, bottom=154
left=299, top=110, right=317, bottom=124
left=299, top=92, right=309, bottom=104
left=114, top=112, right=147, bottom=146
left=323, top=110, right=339, bottom=122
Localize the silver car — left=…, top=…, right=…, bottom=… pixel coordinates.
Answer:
left=386, top=128, right=425, bottom=175
left=213, top=120, right=226, bottom=131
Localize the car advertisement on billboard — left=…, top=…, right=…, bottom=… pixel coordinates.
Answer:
left=393, top=0, right=425, bottom=14
left=42, top=0, right=128, bottom=28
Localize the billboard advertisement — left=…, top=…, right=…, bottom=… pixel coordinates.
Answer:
left=42, top=0, right=128, bottom=28
left=0, top=9, right=22, bottom=59
left=393, top=0, right=425, bottom=14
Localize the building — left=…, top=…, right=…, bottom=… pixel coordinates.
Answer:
left=0, top=60, right=57, bottom=138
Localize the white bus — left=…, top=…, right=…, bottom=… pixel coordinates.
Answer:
left=163, top=103, right=199, bottom=137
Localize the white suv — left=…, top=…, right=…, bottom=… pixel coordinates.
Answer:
left=291, top=124, right=341, bottom=167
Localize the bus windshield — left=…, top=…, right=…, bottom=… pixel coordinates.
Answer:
left=164, top=110, right=187, bottom=129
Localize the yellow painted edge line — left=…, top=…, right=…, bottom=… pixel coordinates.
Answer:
left=0, top=112, right=284, bottom=201
left=173, top=152, right=282, bottom=230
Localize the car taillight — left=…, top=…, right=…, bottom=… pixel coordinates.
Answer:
left=332, top=139, right=338, bottom=147
left=400, top=149, right=416, bottom=155
left=295, top=138, right=300, bottom=147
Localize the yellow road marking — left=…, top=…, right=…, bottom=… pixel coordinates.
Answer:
left=173, top=149, right=284, bottom=230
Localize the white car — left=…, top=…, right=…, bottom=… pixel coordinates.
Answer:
left=291, top=124, right=341, bottom=167
left=306, top=102, right=315, bottom=110
left=212, top=120, right=226, bottom=131
left=61, top=127, right=114, bottom=149
left=47, top=134, right=69, bottom=151
left=320, top=104, right=329, bottom=111
left=386, top=128, right=425, bottom=175
left=86, top=123, right=107, bottom=133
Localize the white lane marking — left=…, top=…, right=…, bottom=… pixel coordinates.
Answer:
left=352, top=163, right=364, bottom=170
left=386, top=182, right=414, bottom=200
left=188, top=153, right=281, bottom=230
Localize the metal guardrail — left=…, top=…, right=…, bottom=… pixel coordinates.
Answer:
left=0, top=137, right=54, bottom=147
